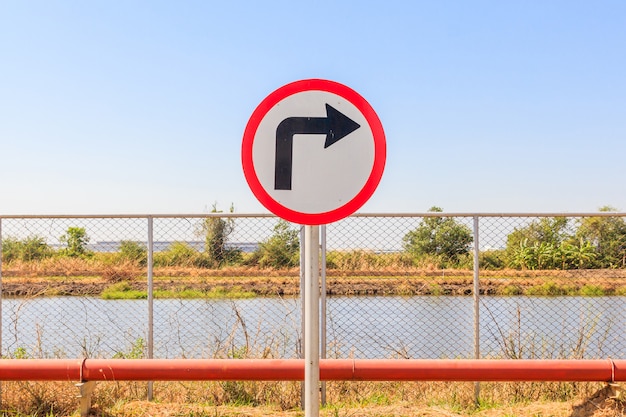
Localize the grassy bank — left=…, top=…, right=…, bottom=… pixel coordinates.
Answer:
left=101, top=281, right=256, bottom=299
left=2, top=274, right=626, bottom=299
left=1, top=257, right=626, bottom=298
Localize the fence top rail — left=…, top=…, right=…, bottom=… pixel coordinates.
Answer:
left=0, top=213, right=277, bottom=219
left=351, top=212, right=626, bottom=218
left=0, top=211, right=626, bottom=220
left=0, top=212, right=625, bottom=220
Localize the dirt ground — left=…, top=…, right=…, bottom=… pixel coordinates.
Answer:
left=111, top=385, right=626, bottom=417
left=2, top=276, right=477, bottom=297
left=2, top=262, right=625, bottom=297
left=3, top=274, right=618, bottom=298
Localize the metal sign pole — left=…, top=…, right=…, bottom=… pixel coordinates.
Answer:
left=304, top=225, right=320, bottom=417
left=299, top=226, right=305, bottom=409
left=320, top=225, right=327, bottom=406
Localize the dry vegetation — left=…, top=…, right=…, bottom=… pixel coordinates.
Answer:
left=1, top=379, right=625, bottom=416
left=2, top=258, right=626, bottom=298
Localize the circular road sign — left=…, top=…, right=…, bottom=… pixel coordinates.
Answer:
left=242, top=79, right=386, bottom=225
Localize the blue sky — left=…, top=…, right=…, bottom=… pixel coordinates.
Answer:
left=1, top=1, right=625, bottom=215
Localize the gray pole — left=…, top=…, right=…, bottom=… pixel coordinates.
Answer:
left=0, top=217, right=3, bottom=354
left=299, top=225, right=305, bottom=409
left=0, top=218, right=3, bottom=405
left=472, top=216, right=480, bottom=402
left=147, top=216, right=154, bottom=400
left=320, top=225, right=327, bottom=406
left=304, top=225, right=320, bottom=417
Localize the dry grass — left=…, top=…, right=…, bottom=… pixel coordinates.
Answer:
left=4, top=257, right=625, bottom=278
left=1, top=380, right=624, bottom=416
left=3, top=257, right=626, bottom=298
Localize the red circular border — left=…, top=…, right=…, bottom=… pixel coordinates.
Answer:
left=242, top=79, right=386, bottom=225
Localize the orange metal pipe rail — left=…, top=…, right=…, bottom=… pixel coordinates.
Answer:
left=0, top=359, right=624, bottom=382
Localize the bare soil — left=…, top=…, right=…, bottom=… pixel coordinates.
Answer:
left=3, top=272, right=625, bottom=298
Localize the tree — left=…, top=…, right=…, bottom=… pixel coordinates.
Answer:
left=254, top=220, right=300, bottom=269
left=576, top=206, right=626, bottom=268
left=506, top=217, right=569, bottom=250
left=60, top=227, right=90, bottom=257
left=198, top=203, right=241, bottom=266
left=402, top=207, right=473, bottom=267
left=564, top=238, right=598, bottom=269
left=505, top=217, right=570, bottom=268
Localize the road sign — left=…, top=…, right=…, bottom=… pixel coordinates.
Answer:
left=242, top=79, right=386, bottom=225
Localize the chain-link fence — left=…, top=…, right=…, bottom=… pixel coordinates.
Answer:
left=1, top=213, right=624, bottom=361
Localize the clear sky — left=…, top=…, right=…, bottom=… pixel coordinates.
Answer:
left=1, top=1, right=625, bottom=215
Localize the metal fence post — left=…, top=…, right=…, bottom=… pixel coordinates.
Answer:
left=0, top=217, right=3, bottom=406
left=147, top=216, right=154, bottom=400
left=473, top=216, right=480, bottom=402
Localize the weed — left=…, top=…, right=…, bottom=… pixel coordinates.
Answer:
left=579, top=284, right=605, bottom=296
left=100, top=282, right=256, bottom=300
left=502, top=285, right=524, bottom=296
left=113, top=337, right=146, bottom=359
left=12, top=346, right=29, bottom=359
left=428, top=283, right=444, bottom=295
left=525, top=281, right=568, bottom=296
left=101, top=281, right=146, bottom=299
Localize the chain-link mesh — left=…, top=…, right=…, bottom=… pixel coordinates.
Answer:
left=325, top=215, right=475, bottom=359
left=1, top=217, right=149, bottom=358
left=477, top=215, right=625, bottom=359
left=1, top=214, right=624, bottom=360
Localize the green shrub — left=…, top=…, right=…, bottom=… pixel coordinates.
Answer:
left=403, top=207, right=473, bottom=268
left=198, top=204, right=242, bottom=267
left=252, top=220, right=300, bottom=269
left=1, top=235, right=52, bottom=262
left=502, top=285, right=524, bottom=296
left=429, top=283, right=445, bottom=295
left=479, top=250, right=506, bottom=270
left=113, top=337, right=146, bottom=359
left=101, top=281, right=146, bottom=299
left=154, top=242, right=209, bottom=267
left=118, top=240, right=147, bottom=265
left=327, top=250, right=378, bottom=270
left=59, top=227, right=91, bottom=257
left=579, top=284, right=605, bottom=296
left=525, top=281, right=568, bottom=296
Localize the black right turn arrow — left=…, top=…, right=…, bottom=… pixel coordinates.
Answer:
left=274, top=104, right=360, bottom=190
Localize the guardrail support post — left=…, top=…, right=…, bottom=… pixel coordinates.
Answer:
left=76, top=381, right=96, bottom=417
left=608, top=383, right=623, bottom=400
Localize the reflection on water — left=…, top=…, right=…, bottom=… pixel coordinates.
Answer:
left=2, top=296, right=624, bottom=359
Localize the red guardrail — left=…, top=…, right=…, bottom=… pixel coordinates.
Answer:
left=0, top=359, right=623, bottom=382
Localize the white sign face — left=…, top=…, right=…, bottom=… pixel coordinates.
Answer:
left=242, top=79, right=385, bottom=225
